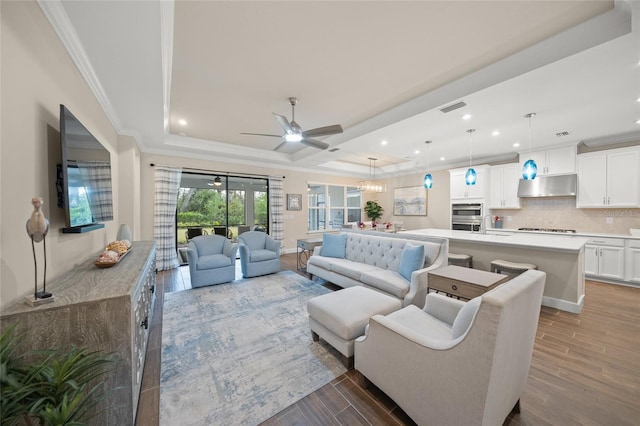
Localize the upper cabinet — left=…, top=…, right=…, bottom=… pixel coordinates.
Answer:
left=489, top=164, right=520, bottom=209
left=577, top=146, right=640, bottom=208
left=519, top=145, right=576, bottom=176
left=449, top=166, right=490, bottom=201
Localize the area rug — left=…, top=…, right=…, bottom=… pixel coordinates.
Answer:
left=159, top=271, right=347, bottom=426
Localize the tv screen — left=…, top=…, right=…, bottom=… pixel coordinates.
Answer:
left=59, top=104, right=113, bottom=230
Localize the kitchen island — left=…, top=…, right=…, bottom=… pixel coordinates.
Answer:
left=403, top=229, right=588, bottom=313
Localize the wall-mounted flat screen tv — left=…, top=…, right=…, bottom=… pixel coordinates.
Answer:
left=58, top=104, right=113, bottom=232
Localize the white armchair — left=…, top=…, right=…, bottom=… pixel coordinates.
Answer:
left=354, top=269, right=546, bottom=426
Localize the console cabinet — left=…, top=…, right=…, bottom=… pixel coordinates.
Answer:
left=0, top=241, right=156, bottom=426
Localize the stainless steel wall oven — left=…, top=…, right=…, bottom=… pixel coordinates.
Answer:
left=451, top=203, right=483, bottom=232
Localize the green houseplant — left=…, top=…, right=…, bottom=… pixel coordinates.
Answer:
left=0, top=324, right=118, bottom=426
left=364, top=200, right=384, bottom=225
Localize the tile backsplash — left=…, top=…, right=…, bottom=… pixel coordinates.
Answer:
left=491, top=197, right=640, bottom=235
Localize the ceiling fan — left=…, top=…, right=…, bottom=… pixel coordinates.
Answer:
left=241, top=97, right=343, bottom=150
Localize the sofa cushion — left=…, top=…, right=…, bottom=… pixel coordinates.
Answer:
left=321, top=233, right=347, bottom=258
left=198, top=253, right=233, bottom=270
left=307, top=254, right=333, bottom=270
left=451, top=296, right=482, bottom=339
left=360, top=270, right=410, bottom=299
left=399, top=244, right=426, bottom=281
left=330, top=259, right=379, bottom=281
left=250, top=248, right=277, bottom=262
left=386, top=305, right=452, bottom=340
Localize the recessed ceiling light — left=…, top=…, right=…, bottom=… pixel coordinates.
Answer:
left=462, top=114, right=472, bottom=120
left=636, top=119, right=640, bottom=125
left=440, top=157, right=445, bottom=161
left=381, top=140, right=388, bottom=145
left=178, top=119, right=187, bottom=126
left=636, top=97, right=640, bottom=102
left=513, top=143, right=520, bottom=147
left=492, top=130, right=500, bottom=136
left=415, top=150, right=420, bottom=154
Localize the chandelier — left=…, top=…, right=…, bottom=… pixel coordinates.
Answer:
left=358, top=157, right=386, bottom=193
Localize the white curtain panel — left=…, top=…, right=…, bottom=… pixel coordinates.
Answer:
left=268, top=176, right=284, bottom=247
left=154, top=165, right=182, bottom=271
left=77, top=161, right=113, bottom=221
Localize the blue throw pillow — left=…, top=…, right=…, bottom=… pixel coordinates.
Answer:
left=398, top=244, right=425, bottom=281
left=321, top=233, right=347, bottom=258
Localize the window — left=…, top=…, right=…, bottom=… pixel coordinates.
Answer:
left=308, top=184, right=361, bottom=232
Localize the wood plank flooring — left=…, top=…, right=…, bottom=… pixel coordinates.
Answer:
left=135, top=253, right=640, bottom=426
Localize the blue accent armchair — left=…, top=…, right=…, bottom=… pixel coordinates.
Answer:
left=238, top=231, right=281, bottom=278
left=186, top=235, right=238, bottom=287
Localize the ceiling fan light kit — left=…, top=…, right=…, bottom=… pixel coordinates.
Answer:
left=240, top=97, right=343, bottom=151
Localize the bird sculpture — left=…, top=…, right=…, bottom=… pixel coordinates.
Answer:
left=26, top=197, right=51, bottom=299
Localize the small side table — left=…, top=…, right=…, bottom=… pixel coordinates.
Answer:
left=427, top=265, right=509, bottom=300
left=297, top=237, right=323, bottom=273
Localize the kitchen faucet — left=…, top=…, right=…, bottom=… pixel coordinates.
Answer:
left=481, top=215, right=492, bottom=235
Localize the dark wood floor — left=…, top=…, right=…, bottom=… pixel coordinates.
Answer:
left=135, top=254, right=640, bottom=426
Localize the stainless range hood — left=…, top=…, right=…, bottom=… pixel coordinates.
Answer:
left=517, top=174, right=577, bottom=198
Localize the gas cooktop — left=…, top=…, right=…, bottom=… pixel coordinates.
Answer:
left=518, top=227, right=577, bottom=233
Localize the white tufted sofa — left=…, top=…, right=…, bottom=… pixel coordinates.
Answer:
left=306, top=231, right=448, bottom=308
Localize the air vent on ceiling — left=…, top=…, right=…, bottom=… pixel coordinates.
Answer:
left=440, top=101, right=467, bottom=113
left=556, top=131, right=570, bottom=137
left=328, top=148, right=340, bottom=152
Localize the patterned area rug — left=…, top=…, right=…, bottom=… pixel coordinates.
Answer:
left=160, top=271, right=347, bottom=426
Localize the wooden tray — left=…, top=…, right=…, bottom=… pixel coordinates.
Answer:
left=94, top=248, right=131, bottom=268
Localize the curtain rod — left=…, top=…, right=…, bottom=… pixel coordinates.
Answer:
left=149, top=163, right=284, bottom=179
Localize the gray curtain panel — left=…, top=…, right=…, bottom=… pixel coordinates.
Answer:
left=154, top=165, right=182, bottom=270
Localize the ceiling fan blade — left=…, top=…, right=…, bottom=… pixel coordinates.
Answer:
left=302, top=124, right=344, bottom=138
left=301, top=138, right=329, bottom=150
left=240, top=132, right=282, bottom=138
left=273, top=141, right=288, bottom=151
left=273, top=113, right=293, bottom=133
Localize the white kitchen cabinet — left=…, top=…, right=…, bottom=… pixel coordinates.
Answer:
left=584, top=237, right=625, bottom=280
left=625, top=239, right=640, bottom=284
left=577, top=146, right=640, bottom=208
left=449, top=166, right=489, bottom=201
left=489, top=164, right=520, bottom=209
left=519, top=145, right=576, bottom=176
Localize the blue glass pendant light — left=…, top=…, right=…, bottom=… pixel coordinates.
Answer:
left=424, top=173, right=433, bottom=189
left=522, top=113, right=537, bottom=180
left=465, top=129, right=476, bottom=186
left=423, top=140, right=433, bottom=189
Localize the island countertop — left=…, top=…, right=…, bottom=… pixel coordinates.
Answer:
left=402, top=229, right=589, bottom=253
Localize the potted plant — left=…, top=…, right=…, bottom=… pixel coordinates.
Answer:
left=364, top=200, right=384, bottom=227
left=0, top=324, right=118, bottom=426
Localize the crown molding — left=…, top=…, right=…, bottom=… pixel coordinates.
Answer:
left=36, top=0, right=124, bottom=134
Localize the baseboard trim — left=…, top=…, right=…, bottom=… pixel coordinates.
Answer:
left=542, top=294, right=584, bottom=314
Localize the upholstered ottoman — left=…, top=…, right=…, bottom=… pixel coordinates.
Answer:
left=307, top=286, right=402, bottom=368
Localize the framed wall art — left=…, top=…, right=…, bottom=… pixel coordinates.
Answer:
left=286, top=193, right=302, bottom=211
left=393, top=186, right=427, bottom=216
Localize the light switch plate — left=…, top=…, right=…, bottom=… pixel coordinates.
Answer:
left=606, top=217, right=613, bottom=224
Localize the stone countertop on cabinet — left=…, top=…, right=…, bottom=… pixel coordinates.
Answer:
left=402, top=229, right=589, bottom=252
left=491, top=228, right=640, bottom=240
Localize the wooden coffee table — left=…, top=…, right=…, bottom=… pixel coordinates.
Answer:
left=427, top=265, right=509, bottom=300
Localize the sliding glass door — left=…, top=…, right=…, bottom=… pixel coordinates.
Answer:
left=176, top=173, right=269, bottom=264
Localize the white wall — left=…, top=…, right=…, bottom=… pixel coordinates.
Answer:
left=0, top=1, right=120, bottom=310
left=140, top=153, right=367, bottom=252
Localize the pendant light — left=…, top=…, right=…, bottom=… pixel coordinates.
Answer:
left=465, top=129, right=477, bottom=186
left=423, top=140, right=433, bottom=189
left=357, top=158, right=386, bottom=193
left=522, top=113, right=538, bottom=180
